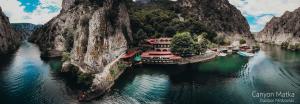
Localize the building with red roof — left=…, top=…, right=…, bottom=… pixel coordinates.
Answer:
left=146, top=38, right=172, bottom=52
left=142, top=38, right=181, bottom=64
left=121, top=49, right=141, bottom=65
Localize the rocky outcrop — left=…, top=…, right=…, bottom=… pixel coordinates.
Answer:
left=256, top=7, right=300, bottom=50
left=0, top=7, right=21, bottom=54
left=177, top=0, right=252, bottom=42
left=11, top=23, right=41, bottom=40
left=29, top=0, right=132, bottom=95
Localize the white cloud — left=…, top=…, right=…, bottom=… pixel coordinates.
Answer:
left=249, top=15, right=273, bottom=32
left=0, top=0, right=62, bottom=24
left=229, top=0, right=300, bottom=32
left=229, top=0, right=300, bottom=17
left=250, top=24, right=261, bottom=32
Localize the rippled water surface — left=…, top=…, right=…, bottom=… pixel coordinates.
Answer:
left=95, top=45, right=300, bottom=104
left=0, top=43, right=299, bottom=104
left=0, top=43, right=79, bottom=104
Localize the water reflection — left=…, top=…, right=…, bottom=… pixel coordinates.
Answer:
left=0, top=42, right=77, bottom=104
left=95, top=45, right=300, bottom=104
left=0, top=42, right=299, bottom=104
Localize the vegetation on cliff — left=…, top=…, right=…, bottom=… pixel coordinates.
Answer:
left=128, top=0, right=217, bottom=46
left=63, top=64, right=95, bottom=89
left=109, top=62, right=127, bottom=78
left=239, top=39, right=246, bottom=44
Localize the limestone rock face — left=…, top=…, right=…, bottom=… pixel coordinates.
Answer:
left=61, top=0, right=76, bottom=11
left=0, top=7, right=21, bottom=54
left=256, top=7, right=300, bottom=47
left=178, top=0, right=252, bottom=41
left=29, top=0, right=132, bottom=73
left=11, top=23, right=41, bottom=40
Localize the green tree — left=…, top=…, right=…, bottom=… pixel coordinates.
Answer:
left=144, top=24, right=155, bottom=34
left=239, top=39, right=246, bottom=44
left=213, top=35, right=225, bottom=45
left=133, top=29, right=147, bottom=46
left=154, top=32, right=162, bottom=38
left=137, top=29, right=147, bottom=39
left=62, top=52, right=71, bottom=62
left=171, top=32, right=195, bottom=57
left=129, top=2, right=217, bottom=45
left=77, top=73, right=94, bottom=87
left=163, top=26, right=176, bottom=37
left=193, top=43, right=207, bottom=55
left=193, top=35, right=208, bottom=55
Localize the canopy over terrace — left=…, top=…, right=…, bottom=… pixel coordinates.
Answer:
left=141, top=51, right=181, bottom=64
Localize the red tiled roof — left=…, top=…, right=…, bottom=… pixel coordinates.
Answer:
left=146, top=39, right=156, bottom=44
left=122, top=50, right=138, bottom=59
left=146, top=38, right=172, bottom=45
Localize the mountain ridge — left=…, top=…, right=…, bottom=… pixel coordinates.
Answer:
left=256, top=7, right=300, bottom=50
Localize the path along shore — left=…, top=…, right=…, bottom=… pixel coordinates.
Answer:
left=177, top=52, right=218, bottom=65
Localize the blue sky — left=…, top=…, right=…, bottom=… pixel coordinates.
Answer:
left=18, top=0, right=40, bottom=12
left=229, top=0, right=300, bottom=32
left=0, top=0, right=62, bottom=24
left=18, top=0, right=60, bottom=13
left=0, top=0, right=300, bottom=32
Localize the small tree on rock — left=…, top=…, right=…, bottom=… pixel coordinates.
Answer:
left=239, top=39, right=246, bottom=44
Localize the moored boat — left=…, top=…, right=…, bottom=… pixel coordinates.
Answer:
left=218, top=52, right=227, bottom=57
left=237, top=51, right=254, bottom=57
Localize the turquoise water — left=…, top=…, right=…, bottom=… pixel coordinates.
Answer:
left=0, top=43, right=79, bottom=104
left=94, top=45, right=300, bottom=104
left=0, top=43, right=299, bottom=104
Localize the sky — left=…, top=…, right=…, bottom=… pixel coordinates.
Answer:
left=228, top=0, right=300, bottom=32
left=0, top=0, right=62, bottom=24
left=0, top=0, right=300, bottom=32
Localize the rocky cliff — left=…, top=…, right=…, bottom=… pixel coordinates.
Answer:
left=29, top=0, right=132, bottom=94
left=12, top=23, right=41, bottom=40
left=0, top=7, right=21, bottom=54
left=256, top=7, right=300, bottom=50
left=177, top=0, right=252, bottom=42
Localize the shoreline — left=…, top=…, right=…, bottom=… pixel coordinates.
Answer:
left=77, top=54, right=128, bottom=102
left=57, top=45, right=250, bottom=102
left=177, top=52, right=218, bottom=65
left=77, top=52, right=219, bottom=101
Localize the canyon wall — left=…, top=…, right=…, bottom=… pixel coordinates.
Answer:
left=256, top=7, right=300, bottom=50
left=178, top=0, right=253, bottom=42
left=11, top=23, right=41, bottom=40
left=0, top=7, right=21, bottom=54
left=29, top=0, right=132, bottom=94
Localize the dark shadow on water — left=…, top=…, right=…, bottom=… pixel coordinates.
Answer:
left=108, top=58, right=250, bottom=104
left=0, top=54, right=14, bottom=70
left=43, top=57, right=90, bottom=91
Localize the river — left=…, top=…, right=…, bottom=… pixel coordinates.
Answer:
left=0, top=42, right=299, bottom=104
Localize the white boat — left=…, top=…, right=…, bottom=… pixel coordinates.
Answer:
left=218, top=53, right=227, bottom=57
left=237, top=51, right=254, bottom=57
